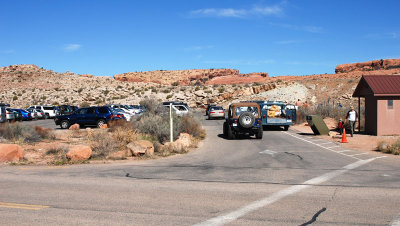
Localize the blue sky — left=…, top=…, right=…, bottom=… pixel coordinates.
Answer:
left=1, top=0, right=399, bottom=77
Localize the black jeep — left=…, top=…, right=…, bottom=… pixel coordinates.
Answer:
left=223, top=102, right=263, bottom=139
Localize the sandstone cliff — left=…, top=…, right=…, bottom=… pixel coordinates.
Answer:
left=335, top=59, right=400, bottom=73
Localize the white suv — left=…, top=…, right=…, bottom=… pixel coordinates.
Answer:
left=28, top=105, right=57, bottom=119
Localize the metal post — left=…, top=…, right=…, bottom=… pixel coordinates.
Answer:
left=170, top=103, right=173, bottom=143
left=358, top=97, right=361, bottom=133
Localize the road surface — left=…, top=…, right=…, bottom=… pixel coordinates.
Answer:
left=1, top=116, right=400, bottom=225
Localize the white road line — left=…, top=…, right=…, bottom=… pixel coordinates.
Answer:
left=348, top=153, right=368, bottom=157
left=325, top=146, right=340, bottom=149
left=259, top=150, right=277, bottom=156
left=391, top=213, right=400, bottom=226
left=194, top=158, right=377, bottom=226
left=319, top=142, right=333, bottom=145
left=282, top=132, right=361, bottom=160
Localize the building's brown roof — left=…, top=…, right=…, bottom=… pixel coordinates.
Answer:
left=353, top=75, right=400, bottom=97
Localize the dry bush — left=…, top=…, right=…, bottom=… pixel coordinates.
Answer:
left=132, top=99, right=206, bottom=143
left=111, top=126, right=137, bottom=150
left=35, top=126, right=55, bottom=140
left=88, top=130, right=119, bottom=158
left=377, top=139, right=400, bottom=155
left=178, top=115, right=206, bottom=139
left=0, top=123, right=41, bottom=143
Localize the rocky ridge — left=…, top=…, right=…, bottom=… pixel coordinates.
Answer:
left=1, top=59, right=400, bottom=109
left=114, top=69, right=269, bottom=85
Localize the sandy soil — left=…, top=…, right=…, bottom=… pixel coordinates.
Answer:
left=291, top=123, right=400, bottom=152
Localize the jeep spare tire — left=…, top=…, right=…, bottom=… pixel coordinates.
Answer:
left=238, top=112, right=255, bottom=129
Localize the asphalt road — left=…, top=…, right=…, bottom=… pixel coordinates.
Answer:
left=1, top=116, right=400, bottom=225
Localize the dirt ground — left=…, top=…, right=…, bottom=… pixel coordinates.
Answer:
left=291, top=123, right=400, bottom=152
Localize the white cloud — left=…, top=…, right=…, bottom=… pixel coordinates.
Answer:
left=63, top=44, right=82, bottom=52
left=189, top=4, right=283, bottom=18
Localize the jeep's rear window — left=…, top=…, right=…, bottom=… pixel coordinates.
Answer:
left=235, top=106, right=258, bottom=116
left=97, top=107, right=109, bottom=114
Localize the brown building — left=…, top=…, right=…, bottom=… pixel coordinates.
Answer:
left=353, top=75, right=400, bottom=136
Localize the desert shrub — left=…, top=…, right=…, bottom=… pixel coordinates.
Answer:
left=178, top=115, right=206, bottom=139
left=166, top=94, right=173, bottom=99
left=296, top=104, right=361, bottom=124
left=195, top=86, right=200, bottom=91
left=180, top=87, right=186, bottom=91
left=34, top=126, right=55, bottom=140
left=88, top=130, right=119, bottom=158
left=377, top=139, right=400, bottom=155
left=218, top=87, right=225, bottom=93
left=171, top=82, right=179, bottom=86
left=0, top=123, right=41, bottom=143
left=80, top=102, right=90, bottom=107
left=46, top=146, right=69, bottom=155
left=132, top=99, right=205, bottom=143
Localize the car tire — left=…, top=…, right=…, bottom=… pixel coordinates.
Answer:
left=60, top=120, right=70, bottom=129
left=284, top=125, right=289, bottom=131
left=97, top=119, right=106, bottom=128
left=256, top=127, right=263, bottom=139
left=238, top=112, right=255, bottom=129
left=223, top=122, right=227, bottom=137
left=227, top=125, right=235, bottom=140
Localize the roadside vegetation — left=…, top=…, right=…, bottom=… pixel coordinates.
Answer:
left=0, top=99, right=206, bottom=165
left=377, top=139, right=400, bottom=155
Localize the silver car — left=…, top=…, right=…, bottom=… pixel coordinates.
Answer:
left=208, top=106, right=225, bottom=120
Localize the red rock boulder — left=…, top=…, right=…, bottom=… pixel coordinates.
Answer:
left=69, top=124, right=80, bottom=130
left=66, top=145, right=92, bottom=161
left=0, top=144, right=25, bottom=162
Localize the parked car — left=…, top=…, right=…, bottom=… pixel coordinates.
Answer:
left=208, top=106, right=225, bottom=120
left=12, top=109, right=32, bottom=120
left=7, top=108, right=22, bottom=121
left=205, top=103, right=216, bottom=116
left=255, top=100, right=296, bottom=131
left=162, top=101, right=190, bottom=116
left=28, top=105, right=58, bottom=119
left=113, top=108, right=134, bottom=121
left=5, top=109, right=16, bottom=122
left=26, top=108, right=39, bottom=120
left=54, top=106, right=125, bottom=129
left=0, top=103, right=9, bottom=123
left=223, top=102, right=263, bottom=139
left=58, top=105, right=78, bottom=115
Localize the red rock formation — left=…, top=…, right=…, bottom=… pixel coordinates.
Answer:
left=66, top=145, right=92, bottom=161
left=335, top=59, right=400, bottom=73
left=0, top=144, right=25, bottom=162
